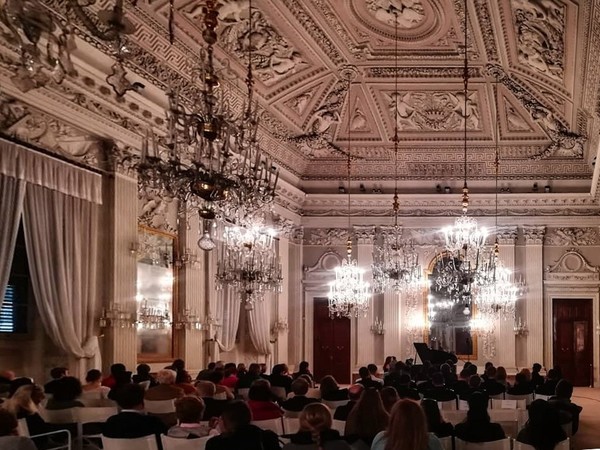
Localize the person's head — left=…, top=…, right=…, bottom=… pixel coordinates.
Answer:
left=299, top=403, right=333, bottom=446
left=50, top=367, right=68, bottom=380
left=174, top=396, right=205, bottom=424
left=546, top=368, right=558, bottom=380
left=532, top=363, right=542, bottom=373
left=8, top=377, right=33, bottom=397
left=520, top=368, right=532, bottom=381
left=207, top=362, right=216, bottom=371
left=175, top=370, right=192, bottom=384
left=384, top=356, right=393, bottom=366
left=214, top=361, right=224, bottom=370
left=348, top=388, right=389, bottom=437
left=0, top=409, right=18, bottom=437
left=386, top=399, right=429, bottom=450
left=136, top=364, right=151, bottom=376
left=459, top=368, right=470, bottom=381
left=432, top=372, right=445, bottom=387
left=85, top=369, right=102, bottom=384
left=555, top=379, right=573, bottom=399
left=319, top=375, right=339, bottom=394
left=467, top=392, right=490, bottom=424
left=485, top=366, right=497, bottom=380
left=367, top=364, right=378, bottom=376
left=247, top=363, right=260, bottom=375
left=515, top=372, right=528, bottom=386
left=110, top=363, right=126, bottom=376
left=468, top=374, right=481, bottom=388
left=248, top=380, right=272, bottom=401
left=299, top=361, right=310, bottom=372
left=291, top=377, right=309, bottom=396
left=526, top=399, right=566, bottom=450
left=194, top=380, right=216, bottom=398
left=53, top=377, right=82, bottom=402
left=299, top=374, right=314, bottom=387
left=221, top=400, right=252, bottom=432
left=224, top=364, right=237, bottom=378
left=440, top=363, right=451, bottom=375
left=421, top=398, right=444, bottom=430
left=380, top=386, right=399, bottom=413
left=237, top=363, right=246, bottom=373
left=208, top=370, right=224, bottom=385
left=484, top=362, right=494, bottom=371
left=496, top=366, right=508, bottom=382
left=467, top=364, right=478, bottom=376
left=358, top=366, right=370, bottom=379
left=157, top=369, right=177, bottom=385
left=171, top=359, right=185, bottom=372
left=3, top=384, right=44, bottom=417
left=115, top=383, right=145, bottom=410
left=399, top=373, right=412, bottom=386
left=348, top=383, right=364, bottom=401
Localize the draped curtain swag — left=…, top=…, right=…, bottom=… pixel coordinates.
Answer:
left=247, top=293, right=272, bottom=367
left=215, top=285, right=241, bottom=352
left=0, top=175, right=25, bottom=306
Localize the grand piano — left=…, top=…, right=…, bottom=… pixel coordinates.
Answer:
left=413, top=342, right=458, bottom=365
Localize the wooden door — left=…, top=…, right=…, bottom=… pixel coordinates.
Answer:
left=553, top=298, right=593, bottom=386
left=313, top=297, right=351, bottom=384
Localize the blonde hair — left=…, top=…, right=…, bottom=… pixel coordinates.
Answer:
left=194, top=380, right=216, bottom=397
left=385, top=400, right=428, bottom=450
left=1, top=385, right=41, bottom=416
left=299, top=403, right=333, bottom=449
left=157, top=369, right=177, bottom=385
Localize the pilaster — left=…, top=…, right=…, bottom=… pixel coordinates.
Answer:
left=274, top=236, right=290, bottom=364
left=287, top=227, right=304, bottom=368
left=353, top=225, right=376, bottom=367
left=496, top=226, right=518, bottom=371
left=523, top=225, right=546, bottom=367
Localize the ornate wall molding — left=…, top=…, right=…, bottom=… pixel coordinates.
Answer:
left=353, top=225, right=376, bottom=245
left=496, top=226, right=518, bottom=245
left=304, top=228, right=348, bottom=246
left=522, top=225, right=546, bottom=245
left=545, top=227, right=600, bottom=247
left=545, top=248, right=600, bottom=282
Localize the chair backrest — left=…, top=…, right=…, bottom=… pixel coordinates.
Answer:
left=490, top=393, right=505, bottom=400
left=554, top=438, right=570, bottom=450
left=283, top=409, right=301, bottom=418
left=513, top=441, right=535, bottom=450
left=534, top=393, right=551, bottom=401
left=144, top=399, right=176, bottom=414
left=455, top=437, right=511, bottom=450
left=237, top=388, right=250, bottom=400
left=101, top=435, right=159, bottom=450
left=438, top=399, right=457, bottom=411
left=138, top=381, right=151, bottom=391
left=40, top=407, right=79, bottom=424
left=161, top=435, right=211, bottom=450
left=489, top=409, right=518, bottom=423
left=458, top=399, right=469, bottom=410
left=506, top=393, right=533, bottom=406
left=17, top=418, right=29, bottom=437
left=331, top=419, right=345, bottom=436
left=77, top=406, right=119, bottom=425
left=306, top=388, right=321, bottom=399
left=491, top=399, right=518, bottom=410
left=439, top=436, right=453, bottom=450
left=283, top=417, right=300, bottom=434
left=322, top=399, right=350, bottom=410
left=251, top=418, right=284, bottom=435
left=270, top=386, right=287, bottom=401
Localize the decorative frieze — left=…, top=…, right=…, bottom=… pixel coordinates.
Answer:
left=305, top=228, right=348, bottom=246
left=545, top=227, right=600, bottom=247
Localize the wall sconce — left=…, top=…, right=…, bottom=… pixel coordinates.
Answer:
left=270, top=318, right=289, bottom=343
left=99, top=304, right=135, bottom=329
left=129, top=242, right=139, bottom=256
left=173, top=309, right=204, bottom=330
left=514, top=317, right=528, bottom=336
left=370, top=317, right=385, bottom=335
left=175, top=248, right=199, bottom=268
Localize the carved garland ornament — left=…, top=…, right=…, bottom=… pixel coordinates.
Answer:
left=545, top=228, right=600, bottom=247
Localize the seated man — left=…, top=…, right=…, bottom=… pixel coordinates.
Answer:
left=206, top=400, right=280, bottom=450
left=531, top=363, right=544, bottom=389
left=102, top=383, right=167, bottom=444
left=280, top=378, right=320, bottom=412
left=395, top=373, right=420, bottom=401
left=549, top=379, right=583, bottom=434
left=44, top=367, right=68, bottom=395
left=481, top=367, right=505, bottom=396
left=356, top=366, right=382, bottom=390
left=367, top=364, right=384, bottom=385
left=423, top=372, right=457, bottom=402
left=195, top=380, right=229, bottom=420
left=460, top=375, right=488, bottom=402
left=508, top=372, right=534, bottom=396
left=333, top=384, right=363, bottom=421
left=168, top=396, right=217, bottom=439
left=536, top=368, right=560, bottom=396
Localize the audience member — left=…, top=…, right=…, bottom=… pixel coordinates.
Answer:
left=169, top=359, right=185, bottom=373
left=496, top=366, right=510, bottom=388
left=356, top=367, right=382, bottom=390
left=319, top=376, right=348, bottom=401
left=371, top=399, right=443, bottom=450
left=208, top=371, right=234, bottom=400
left=536, top=369, right=561, bottom=396
left=395, top=373, right=420, bottom=401
left=481, top=367, right=505, bottom=396
left=441, top=363, right=457, bottom=385
left=45, top=377, right=84, bottom=410
left=237, top=364, right=262, bottom=390
left=507, top=372, right=534, bottom=396
left=380, top=386, right=399, bottom=414
left=175, top=370, right=197, bottom=395
left=531, top=363, right=544, bottom=388
left=423, top=372, right=456, bottom=402
left=367, top=364, right=384, bottom=385
left=454, top=392, right=505, bottom=443
left=481, top=362, right=494, bottom=381
left=516, top=399, right=567, bottom=450
left=237, top=364, right=247, bottom=378
left=196, top=362, right=217, bottom=381
left=8, top=378, right=33, bottom=398
left=102, top=363, right=126, bottom=389
left=81, top=369, right=111, bottom=397
left=549, top=379, right=583, bottom=434
left=292, top=361, right=314, bottom=381
left=205, top=400, right=280, bottom=450
left=382, top=356, right=396, bottom=373
left=270, top=364, right=293, bottom=394
left=421, top=398, right=454, bottom=438
left=283, top=403, right=350, bottom=450
left=333, top=384, right=362, bottom=421
left=168, top=396, right=215, bottom=439
left=247, top=380, right=283, bottom=420
left=44, top=367, right=68, bottom=394
left=452, top=369, right=470, bottom=397
left=0, top=408, right=37, bottom=450
left=221, top=363, right=238, bottom=390
left=344, top=388, right=389, bottom=446
left=132, top=364, right=158, bottom=388
left=145, top=369, right=184, bottom=401
left=195, top=381, right=228, bottom=420
left=281, top=378, right=320, bottom=413
left=102, top=383, right=167, bottom=444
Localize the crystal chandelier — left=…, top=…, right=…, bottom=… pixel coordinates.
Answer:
left=138, top=0, right=278, bottom=228
left=372, top=11, right=422, bottom=295
left=215, top=218, right=282, bottom=309
left=473, top=264, right=524, bottom=319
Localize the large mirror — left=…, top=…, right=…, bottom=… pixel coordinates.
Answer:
left=136, top=226, right=176, bottom=361
left=426, top=254, right=477, bottom=359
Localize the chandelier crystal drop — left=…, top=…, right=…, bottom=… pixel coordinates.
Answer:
left=473, top=265, right=525, bottom=320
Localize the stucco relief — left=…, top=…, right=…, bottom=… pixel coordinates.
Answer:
left=215, top=0, right=308, bottom=86
left=385, top=91, right=481, bottom=132
left=365, top=0, right=426, bottom=28
left=546, top=228, right=600, bottom=247
left=305, top=228, right=348, bottom=246
left=138, top=188, right=177, bottom=234
left=511, top=0, right=565, bottom=81
left=545, top=248, right=599, bottom=282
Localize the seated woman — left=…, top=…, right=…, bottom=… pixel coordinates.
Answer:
left=283, top=403, right=350, bottom=450
left=208, top=371, right=235, bottom=400
left=319, top=376, right=348, bottom=402
left=421, top=398, right=454, bottom=438
left=168, top=396, right=218, bottom=439
left=132, top=363, right=158, bottom=388
left=495, top=367, right=511, bottom=388
left=454, top=392, right=506, bottom=443
left=371, top=399, right=443, bottom=450
left=45, top=377, right=84, bottom=410
left=516, top=399, right=566, bottom=450
left=344, top=388, right=389, bottom=446
left=175, top=370, right=198, bottom=395
left=379, top=386, right=399, bottom=414
left=247, top=380, right=283, bottom=421
left=81, top=369, right=111, bottom=397
left=0, top=409, right=37, bottom=450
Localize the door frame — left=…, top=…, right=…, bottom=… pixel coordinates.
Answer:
left=544, top=287, right=599, bottom=386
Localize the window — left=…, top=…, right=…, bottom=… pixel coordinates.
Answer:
left=1, top=223, right=29, bottom=334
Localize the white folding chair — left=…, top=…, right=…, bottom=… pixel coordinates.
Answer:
left=322, top=399, right=350, bottom=410
left=161, top=435, right=212, bottom=450
left=513, top=441, right=535, bottom=450
left=438, top=399, right=458, bottom=411
left=534, top=393, right=551, bottom=401
left=144, top=399, right=176, bottom=414
left=101, top=435, right=159, bottom=450
left=76, top=406, right=118, bottom=450
left=439, top=436, right=454, bottom=450
left=283, top=417, right=300, bottom=434
left=497, top=420, right=518, bottom=439
left=237, top=388, right=250, bottom=400
left=455, top=437, right=511, bottom=450
left=490, top=393, right=505, bottom=400
left=506, top=393, right=533, bottom=407
left=40, top=407, right=79, bottom=424
left=23, top=422, right=72, bottom=450
left=283, top=409, right=301, bottom=418
left=251, top=418, right=284, bottom=435
left=443, top=410, right=467, bottom=426
left=458, top=399, right=469, bottom=410
left=138, top=381, right=151, bottom=391
left=331, top=419, right=345, bottom=436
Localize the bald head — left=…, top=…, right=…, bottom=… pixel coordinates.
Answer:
left=348, top=383, right=364, bottom=401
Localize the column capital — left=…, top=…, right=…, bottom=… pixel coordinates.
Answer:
left=523, top=226, right=546, bottom=245
left=291, top=226, right=304, bottom=245
left=353, top=225, right=376, bottom=245
left=496, top=226, right=518, bottom=245
left=107, top=144, right=139, bottom=179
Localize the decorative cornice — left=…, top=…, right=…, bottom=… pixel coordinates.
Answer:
left=545, top=227, right=600, bottom=247
left=523, top=226, right=546, bottom=245
left=305, top=228, right=348, bottom=246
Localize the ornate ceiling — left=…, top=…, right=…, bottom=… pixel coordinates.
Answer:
left=1, top=0, right=600, bottom=217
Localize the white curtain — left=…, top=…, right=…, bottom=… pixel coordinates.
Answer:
left=215, top=286, right=241, bottom=352
left=0, top=174, right=25, bottom=306
left=22, top=177, right=101, bottom=376
left=247, top=294, right=272, bottom=368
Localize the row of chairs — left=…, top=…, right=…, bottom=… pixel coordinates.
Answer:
left=441, top=437, right=570, bottom=450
